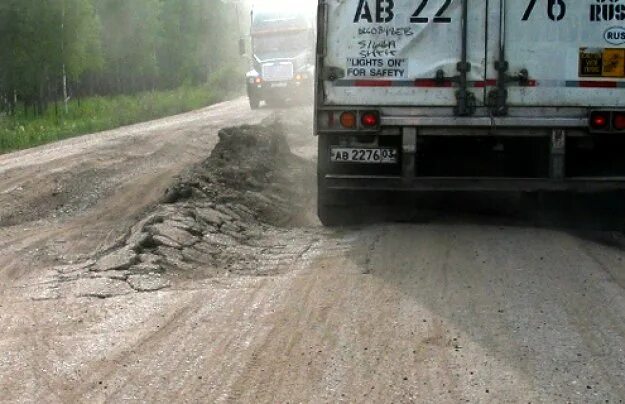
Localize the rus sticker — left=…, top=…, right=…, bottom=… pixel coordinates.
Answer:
left=604, top=27, right=625, bottom=46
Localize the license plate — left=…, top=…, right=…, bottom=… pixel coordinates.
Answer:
left=262, top=62, right=294, bottom=82
left=270, top=82, right=288, bottom=88
left=330, top=148, right=398, bottom=164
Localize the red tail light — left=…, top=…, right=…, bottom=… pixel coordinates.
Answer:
left=590, top=111, right=609, bottom=130
left=361, top=112, right=379, bottom=128
left=319, top=110, right=381, bottom=131
left=614, top=113, right=625, bottom=131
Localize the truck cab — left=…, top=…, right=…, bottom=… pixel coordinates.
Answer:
left=246, top=2, right=316, bottom=109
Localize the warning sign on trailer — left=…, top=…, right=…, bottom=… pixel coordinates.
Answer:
left=345, top=38, right=410, bottom=79
left=580, top=48, right=625, bottom=78
left=580, top=48, right=603, bottom=77
left=346, top=57, right=409, bottom=79
left=602, top=49, right=625, bottom=78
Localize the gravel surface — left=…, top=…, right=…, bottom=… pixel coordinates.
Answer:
left=1, top=99, right=624, bottom=403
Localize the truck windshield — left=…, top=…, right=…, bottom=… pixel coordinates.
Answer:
left=253, top=31, right=310, bottom=61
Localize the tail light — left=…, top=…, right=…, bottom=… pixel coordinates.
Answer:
left=254, top=77, right=262, bottom=84
left=614, top=112, right=625, bottom=131
left=340, top=112, right=357, bottom=129
left=590, top=111, right=609, bottom=130
left=361, top=112, right=379, bottom=128
left=319, top=110, right=381, bottom=132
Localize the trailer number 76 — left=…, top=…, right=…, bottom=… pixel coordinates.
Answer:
left=522, top=0, right=566, bottom=22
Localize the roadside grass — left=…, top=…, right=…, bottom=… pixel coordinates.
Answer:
left=0, top=78, right=241, bottom=153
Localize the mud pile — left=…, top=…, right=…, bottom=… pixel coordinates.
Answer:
left=60, top=119, right=319, bottom=295
left=163, top=121, right=315, bottom=226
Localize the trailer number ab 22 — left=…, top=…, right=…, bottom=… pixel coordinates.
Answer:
left=354, top=0, right=453, bottom=23
left=353, top=0, right=568, bottom=24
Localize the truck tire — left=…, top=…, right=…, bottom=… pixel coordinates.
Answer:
left=318, top=198, right=353, bottom=227
left=249, top=96, right=260, bottom=110
left=318, top=191, right=401, bottom=226
left=317, top=203, right=340, bottom=227
left=318, top=187, right=368, bottom=227
left=317, top=135, right=354, bottom=226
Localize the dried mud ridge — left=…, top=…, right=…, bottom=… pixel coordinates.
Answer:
left=53, top=121, right=319, bottom=298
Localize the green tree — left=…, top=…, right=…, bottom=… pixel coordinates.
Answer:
left=93, top=0, right=160, bottom=94
left=158, top=0, right=243, bottom=88
left=0, top=0, right=100, bottom=115
left=0, top=0, right=246, bottom=115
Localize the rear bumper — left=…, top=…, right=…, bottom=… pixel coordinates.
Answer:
left=318, top=124, right=625, bottom=193
left=322, top=175, right=625, bottom=193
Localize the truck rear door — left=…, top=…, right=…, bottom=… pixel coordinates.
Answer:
left=321, top=0, right=489, bottom=107
left=496, top=0, right=625, bottom=107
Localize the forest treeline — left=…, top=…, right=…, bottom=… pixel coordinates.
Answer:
left=0, top=0, right=246, bottom=116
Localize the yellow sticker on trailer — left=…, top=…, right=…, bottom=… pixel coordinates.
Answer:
left=602, top=49, right=625, bottom=78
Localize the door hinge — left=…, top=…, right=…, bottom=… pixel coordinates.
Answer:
left=454, top=0, right=476, bottom=117
left=456, top=61, right=477, bottom=117
left=489, top=60, right=531, bottom=116
left=455, top=90, right=477, bottom=117
left=431, top=67, right=476, bottom=117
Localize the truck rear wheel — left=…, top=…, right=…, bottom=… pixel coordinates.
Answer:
left=317, top=196, right=356, bottom=227
left=318, top=188, right=373, bottom=227
left=317, top=185, right=353, bottom=227
left=318, top=203, right=346, bottom=227
left=318, top=191, right=414, bottom=226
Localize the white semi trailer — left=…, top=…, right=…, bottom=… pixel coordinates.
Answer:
left=315, top=0, right=625, bottom=225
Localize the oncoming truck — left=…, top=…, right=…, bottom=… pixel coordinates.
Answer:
left=246, top=1, right=316, bottom=109
left=315, top=0, right=625, bottom=225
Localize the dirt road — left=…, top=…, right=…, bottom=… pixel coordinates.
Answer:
left=0, top=98, right=271, bottom=283
left=1, top=99, right=625, bottom=403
